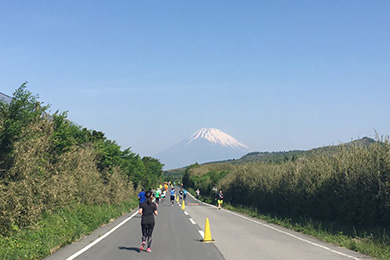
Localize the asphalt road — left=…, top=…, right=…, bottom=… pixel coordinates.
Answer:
left=184, top=193, right=373, bottom=260
left=45, top=189, right=373, bottom=260
left=45, top=189, right=224, bottom=260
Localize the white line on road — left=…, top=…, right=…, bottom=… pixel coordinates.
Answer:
left=184, top=211, right=189, bottom=215
left=189, top=218, right=196, bottom=224
left=65, top=211, right=139, bottom=260
left=199, top=201, right=361, bottom=260
left=198, top=230, right=205, bottom=238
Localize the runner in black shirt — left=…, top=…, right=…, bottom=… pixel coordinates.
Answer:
left=216, top=190, right=224, bottom=210
left=139, top=191, right=158, bottom=252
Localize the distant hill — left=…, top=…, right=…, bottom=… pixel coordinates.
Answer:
left=163, top=137, right=376, bottom=181
left=236, top=137, right=376, bottom=164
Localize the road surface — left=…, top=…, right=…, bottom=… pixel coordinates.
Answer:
left=45, top=188, right=373, bottom=260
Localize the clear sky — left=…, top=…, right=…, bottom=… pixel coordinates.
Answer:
left=1, top=1, right=389, bottom=157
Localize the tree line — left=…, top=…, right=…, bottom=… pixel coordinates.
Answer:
left=0, top=83, right=163, bottom=235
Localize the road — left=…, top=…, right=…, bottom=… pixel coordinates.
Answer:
left=45, top=188, right=373, bottom=260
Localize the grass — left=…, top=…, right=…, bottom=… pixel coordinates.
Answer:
left=222, top=203, right=390, bottom=260
left=0, top=199, right=138, bottom=260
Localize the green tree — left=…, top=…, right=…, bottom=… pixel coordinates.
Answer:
left=121, top=152, right=145, bottom=188
left=142, top=156, right=164, bottom=189
left=48, top=112, right=87, bottom=162
left=0, top=83, right=49, bottom=175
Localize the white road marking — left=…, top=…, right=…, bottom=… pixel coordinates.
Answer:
left=189, top=218, right=196, bottom=224
left=200, top=201, right=361, bottom=260
left=65, top=211, right=139, bottom=260
left=184, top=211, right=189, bottom=215
left=198, top=230, right=205, bottom=238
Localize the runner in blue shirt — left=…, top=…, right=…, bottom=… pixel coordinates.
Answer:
left=170, top=188, right=175, bottom=206
left=138, top=188, right=146, bottom=208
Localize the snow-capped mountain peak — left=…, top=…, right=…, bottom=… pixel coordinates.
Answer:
left=156, top=127, right=251, bottom=169
left=187, top=128, right=249, bottom=150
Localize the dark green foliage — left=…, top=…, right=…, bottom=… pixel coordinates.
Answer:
left=142, top=156, right=164, bottom=189
left=121, top=151, right=146, bottom=188
left=183, top=163, right=229, bottom=197
left=0, top=83, right=49, bottom=173
left=0, top=84, right=163, bottom=255
left=164, top=168, right=186, bottom=183
left=49, top=112, right=86, bottom=161
left=93, top=138, right=123, bottom=172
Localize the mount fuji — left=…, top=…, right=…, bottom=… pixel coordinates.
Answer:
left=155, top=128, right=251, bottom=170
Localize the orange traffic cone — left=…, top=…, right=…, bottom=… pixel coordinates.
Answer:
left=202, top=218, right=214, bottom=242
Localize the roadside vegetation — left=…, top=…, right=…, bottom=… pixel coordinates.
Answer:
left=183, top=139, right=390, bottom=259
left=0, top=84, right=163, bottom=259
left=164, top=167, right=186, bottom=184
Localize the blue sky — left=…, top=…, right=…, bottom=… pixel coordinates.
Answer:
left=1, top=1, right=389, bottom=156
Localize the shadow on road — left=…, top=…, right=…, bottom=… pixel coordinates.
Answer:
left=118, top=246, right=141, bottom=253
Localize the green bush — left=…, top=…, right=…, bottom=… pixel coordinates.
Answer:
left=0, top=84, right=164, bottom=258
left=184, top=140, right=390, bottom=227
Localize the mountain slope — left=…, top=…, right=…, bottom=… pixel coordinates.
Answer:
left=232, top=137, right=376, bottom=164
left=156, top=128, right=251, bottom=170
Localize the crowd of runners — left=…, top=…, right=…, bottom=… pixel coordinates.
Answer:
left=137, top=181, right=224, bottom=253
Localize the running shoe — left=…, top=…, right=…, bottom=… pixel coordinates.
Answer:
left=147, top=248, right=152, bottom=253
left=140, top=242, right=145, bottom=250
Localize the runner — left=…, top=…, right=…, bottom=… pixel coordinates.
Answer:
left=170, top=187, right=175, bottom=206
left=183, top=188, right=187, bottom=201
left=161, top=189, right=166, bottom=204
left=196, top=188, right=200, bottom=200
left=216, top=189, right=224, bottom=209
left=138, top=188, right=146, bottom=208
left=155, top=188, right=161, bottom=206
left=139, top=191, right=158, bottom=253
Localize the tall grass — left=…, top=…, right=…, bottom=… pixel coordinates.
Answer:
left=0, top=119, right=135, bottom=236
left=213, top=141, right=390, bottom=226
left=0, top=117, right=137, bottom=260
left=0, top=200, right=137, bottom=260
left=0, top=86, right=161, bottom=259
left=184, top=140, right=390, bottom=258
